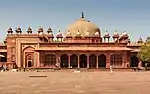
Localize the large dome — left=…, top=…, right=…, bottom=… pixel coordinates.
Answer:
left=65, top=13, right=101, bottom=37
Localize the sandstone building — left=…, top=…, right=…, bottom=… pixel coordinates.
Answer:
left=0, top=13, right=144, bottom=69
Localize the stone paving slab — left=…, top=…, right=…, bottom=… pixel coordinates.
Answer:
left=0, top=71, right=150, bottom=94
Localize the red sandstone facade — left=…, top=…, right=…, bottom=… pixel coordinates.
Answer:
left=0, top=13, right=144, bottom=69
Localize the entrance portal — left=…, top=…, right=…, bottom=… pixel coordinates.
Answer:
left=80, top=54, right=87, bottom=68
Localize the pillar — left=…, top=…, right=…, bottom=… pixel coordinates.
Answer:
left=106, top=53, right=110, bottom=68
left=87, top=54, right=89, bottom=68
left=23, top=52, right=26, bottom=68
left=68, top=54, right=71, bottom=68
left=78, top=55, right=80, bottom=68
left=104, top=38, right=106, bottom=42
left=56, top=54, right=60, bottom=68
left=123, top=52, right=128, bottom=68
left=96, top=55, right=98, bottom=68
left=58, top=56, right=60, bottom=68
left=37, top=52, right=40, bottom=67
left=108, top=38, right=110, bottom=43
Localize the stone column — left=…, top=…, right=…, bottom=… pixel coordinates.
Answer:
left=87, top=54, right=89, bottom=68
left=108, top=38, right=110, bottom=43
left=104, top=38, right=106, bottom=42
left=56, top=54, right=60, bottom=68
left=23, top=52, right=26, bottom=68
left=68, top=54, right=71, bottom=68
left=96, top=55, right=99, bottom=68
left=58, top=56, right=61, bottom=68
left=78, top=55, right=80, bottom=68
left=37, top=52, right=40, bottom=67
left=106, top=53, right=110, bottom=68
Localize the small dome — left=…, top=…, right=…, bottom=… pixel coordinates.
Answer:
left=66, top=31, right=73, bottom=38
left=138, top=37, right=143, bottom=41
left=27, top=26, right=32, bottom=33
left=48, top=32, right=54, bottom=38
left=66, top=30, right=71, bottom=35
left=113, top=30, right=118, bottom=35
left=76, top=30, right=81, bottom=36
left=49, top=31, right=53, bottom=35
left=16, top=26, right=22, bottom=33
left=7, top=27, right=13, bottom=33
left=138, top=37, right=143, bottom=43
left=139, top=37, right=142, bottom=41
left=86, top=30, right=90, bottom=36
left=65, top=13, right=101, bottom=37
left=122, top=31, right=128, bottom=36
left=38, top=27, right=43, bottom=33
left=56, top=30, right=63, bottom=38
left=104, top=30, right=110, bottom=38
left=47, top=27, right=52, bottom=34
left=105, top=31, right=109, bottom=35
left=113, top=30, right=119, bottom=38
left=95, top=31, right=100, bottom=36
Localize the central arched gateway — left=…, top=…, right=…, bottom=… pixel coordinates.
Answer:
left=70, top=54, right=78, bottom=68
left=89, top=54, right=96, bottom=68
left=130, top=56, right=139, bottom=67
left=80, top=54, right=87, bottom=68
left=60, top=54, right=68, bottom=68
left=98, top=54, right=106, bottom=68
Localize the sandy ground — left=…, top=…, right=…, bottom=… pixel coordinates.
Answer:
left=0, top=71, right=150, bottom=94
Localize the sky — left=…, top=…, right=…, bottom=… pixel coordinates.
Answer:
left=0, top=0, right=150, bottom=42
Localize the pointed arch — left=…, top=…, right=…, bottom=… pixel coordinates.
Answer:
left=60, top=54, right=68, bottom=68
left=89, top=54, right=96, bottom=68
left=23, top=46, right=35, bottom=68
left=98, top=54, right=106, bottom=68
left=80, top=54, right=87, bottom=68
left=70, top=54, right=78, bottom=68
left=23, top=46, right=35, bottom=52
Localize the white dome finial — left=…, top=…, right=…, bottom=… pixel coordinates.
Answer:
left=95, top=31, right=99, bottom=36
left=86, top=30, right=90, bottom=36
left=81, top=12, right=84, bottom=18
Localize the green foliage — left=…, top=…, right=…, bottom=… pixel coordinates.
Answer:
left=137, top=42, right=150, bottom=62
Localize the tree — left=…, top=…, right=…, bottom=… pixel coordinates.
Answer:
left=137, top=41, right=150, bottom=63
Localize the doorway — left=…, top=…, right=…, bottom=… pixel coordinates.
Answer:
left=28, top=61, right=32, bottom=67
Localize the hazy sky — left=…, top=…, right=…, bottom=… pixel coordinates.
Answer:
left=0, top=0, right=150, bottom=41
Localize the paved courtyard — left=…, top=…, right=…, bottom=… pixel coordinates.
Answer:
left=0, top=71, right=150, bottom=94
